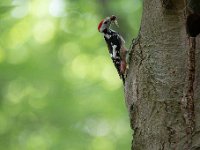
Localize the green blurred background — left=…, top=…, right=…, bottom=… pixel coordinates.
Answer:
left=0, top=0, right=142, bottom=149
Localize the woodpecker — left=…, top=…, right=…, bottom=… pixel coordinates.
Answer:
left=98, top=15, right=128, bottom=85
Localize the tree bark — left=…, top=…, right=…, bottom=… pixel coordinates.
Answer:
left=125, top=0, right=200, bottom=149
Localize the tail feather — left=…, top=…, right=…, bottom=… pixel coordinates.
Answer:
left=114, top=63, right=125, bottom=85
left=121, top=74, right=125, bottom=85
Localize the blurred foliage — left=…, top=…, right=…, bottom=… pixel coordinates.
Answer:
left=0, top=0, right=142, bottom=149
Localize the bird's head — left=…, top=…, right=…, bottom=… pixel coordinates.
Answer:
left=98, top=15, right=118, bottom=33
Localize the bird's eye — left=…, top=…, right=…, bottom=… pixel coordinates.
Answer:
left=104, top=21, right=108, bottom=24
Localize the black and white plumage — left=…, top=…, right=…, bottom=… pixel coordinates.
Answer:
left=98, top=15, right=127, bottom=84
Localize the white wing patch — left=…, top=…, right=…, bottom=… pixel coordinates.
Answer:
left=104, top=34, right=111, bottom=39
left=112, top=45, right=117, bottom=58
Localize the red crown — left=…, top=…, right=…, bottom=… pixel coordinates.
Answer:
left=98, top=20, right=104, bottom=31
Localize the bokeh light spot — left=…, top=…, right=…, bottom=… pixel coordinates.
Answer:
left=11, top=0, right=29, bottom=18
left=49, top=0, right=66, bottom=17
left=26, top=133, right=48, bottom=150
left=84, top=118, right=111, bottom=137
left=5, top=80, right=26, bottom=104
left=8, top=20, right=31, bottom=48
left=58, top=42, right=80, bottom=64
left=7, top=47, right=29, bottom=64
left=30, top=0, right=49, bottom=18
left=70, top=54, right=91, bottom=79
left=33, top=20, right=55, bottom=44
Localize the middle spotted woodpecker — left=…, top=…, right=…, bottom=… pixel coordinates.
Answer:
left=98, top=15, right=128, bottom=85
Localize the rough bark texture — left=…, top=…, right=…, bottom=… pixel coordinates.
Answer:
left=125, top=0, right=200, bottom=149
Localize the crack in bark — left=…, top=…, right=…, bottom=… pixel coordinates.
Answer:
left=167, top=126, right=178, bottom=149
left=164, top=100, right=180, bottom=149
left=181, top=37, right=196, bottom=149
left=161, top=141, right=166, bottom=150
left=138, top=43, right=144, bottom=68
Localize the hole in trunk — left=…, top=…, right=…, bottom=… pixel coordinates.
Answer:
left=161, top=0, right=173, bottom=9
left=186, top=13, right=200, bottom=37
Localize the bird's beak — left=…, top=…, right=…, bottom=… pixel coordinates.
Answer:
left=113, top=20, right=119, bottom=27
left=110, top=15, right=119, bottom=27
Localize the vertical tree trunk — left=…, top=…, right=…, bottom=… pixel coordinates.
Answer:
left=125, top=0, right=200, bottom=149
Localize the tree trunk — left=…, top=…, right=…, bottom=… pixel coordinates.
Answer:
left=125, top=0, right=200, bottom=149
